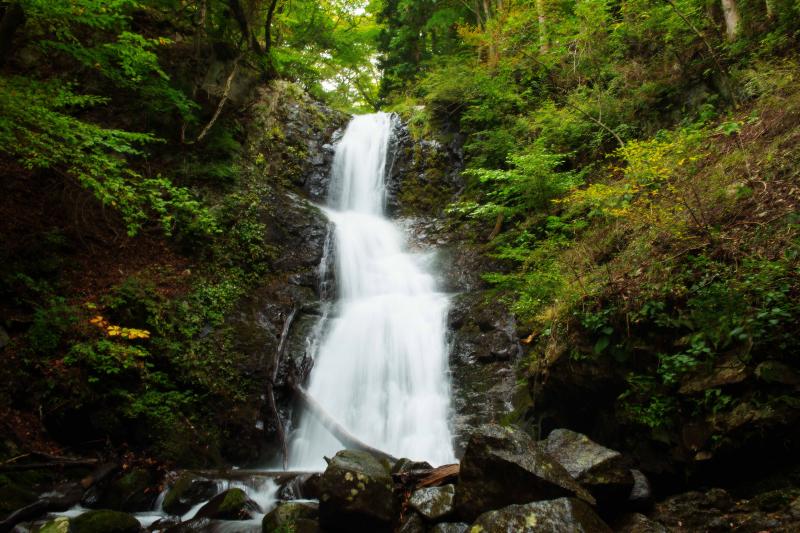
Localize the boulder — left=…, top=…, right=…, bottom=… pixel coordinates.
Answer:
left=613, top=513, right=668, bottom=533
left=293, top=518, right=323, bottom=533
left=71, top=510, right=141, bottom=533
left=319, top=450, right=397, bottom=532
left=164, top=517, right=213, bottom=532
left=409, top=484, right=455, bottom=521
left=262, top=501, right=318, bottom=532
left=300, top=473, right=323, bottom=500
left=392, top=458, right=433, bottom=474
left=82, top=468, right=158, bottom=512
left=541, top=428, right=634, bottom=506
left=429, top=523, right=469, bottom=533
left=195, top=488, right=260, bottom=520
left=162, top=473, right=218, bottom=515
left=37, top=517, right=70, bottom=533
left=470, top=498, right=611, bottom=533
left=454, top=424, right=594, bottom=521
left=148, top=516, right=181, bottom=531
left=628, top=469, right=653, bottom=510
left=651, top=488, right=732, bottom=530
left=396, top=511, right=425, bottom=533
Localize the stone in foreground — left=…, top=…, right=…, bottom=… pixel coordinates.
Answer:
left=541, top=428, right=634, bottom=506
left=70, top=510, right=141, bottom=533
left=262, top=501, right=318, bottom=531
left=430, top=522, right=470, bottom=533
left=319, top=450, right=397, bottom=532
left=162, top=473, right=219, bottom=515
left=470, top=497, right=611, bottom=533
left=195, top=487, right=260, bottom=520
left=455, top=424, right=594, bottom=521
left=409, top=484, right=456, bottom=521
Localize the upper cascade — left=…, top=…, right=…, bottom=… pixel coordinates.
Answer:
left=288, top=113, right=455, bottom=469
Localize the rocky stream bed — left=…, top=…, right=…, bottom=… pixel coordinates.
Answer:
left=6, top=424, right=800, bottom=532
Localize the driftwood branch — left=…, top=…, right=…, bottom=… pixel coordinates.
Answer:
left=189, top=57, right=240, bottom=144
left=0, top=452, right=99, bottom=472
left=292, top=384, right=398, bottom=464
left=393, top=463, right=460, bottom=489
left=488, top=211, right=504, bottom=240
left=268, top=306, right=298, bottom=470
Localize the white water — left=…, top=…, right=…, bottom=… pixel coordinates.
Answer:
left=289, top=112, right=455, bottom=469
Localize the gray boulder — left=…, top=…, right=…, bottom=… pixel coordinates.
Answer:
left=409, top=484, right=455, bottom=521
left=319, top=450, right=397, bottom=532
left=470, top=497, right=612, bottom=533
left=541, top=428, right=634, bottom=506
left=396, top=511, right=425, bottom=533
left=429, top=523, right=469, bottom=533
left=455, top=424, right=594, bottom=521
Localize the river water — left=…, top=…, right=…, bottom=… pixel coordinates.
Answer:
left=288, top=112, right=455, bottom=469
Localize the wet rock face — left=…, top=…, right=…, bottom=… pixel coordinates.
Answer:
left=247, top=81, right=348, bottom=202
left=384, top=118, right=464, bottom=217
left=319, top=450, right=397, bottom=532
left=541, top=428, right=634, bottom=507
left=447, top=293, right=521, bottom=455
left=470, top=498, right=612, bottom=533
left=454, top=424, right=595, bottom=522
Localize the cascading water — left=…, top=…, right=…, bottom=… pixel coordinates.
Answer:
left=289, top=112, right=455, bottom=469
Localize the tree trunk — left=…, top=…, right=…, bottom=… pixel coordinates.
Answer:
left=720, top=0, right=741, bottom=40
left=535, top=0, right=549, bottom=53
left=291, top=384, right=398, bottom=464
left=263, top=0, right=280, bottom=62
left=228, top=0, right=263, bottom=53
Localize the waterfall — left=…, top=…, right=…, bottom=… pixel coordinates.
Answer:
left=288, top=113, right=455, bottom=469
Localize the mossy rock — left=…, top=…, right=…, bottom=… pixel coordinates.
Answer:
left=37, top=517, right=70, bottom=533
left=196, top=487, right=259, bottom=520
left=262, top=501, right=318, bottom=531
left=319, top=450, right=397, bottom=532
left=71, top=510, right=141, bottom=533
left=84, top=468, right=156, bottom=512
left=470, top=498, right=612, bottom=533
left=162, top=473, right=218, bottom=515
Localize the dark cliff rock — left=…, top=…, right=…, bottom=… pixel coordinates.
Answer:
left=384, top=118, right=464, bottom=217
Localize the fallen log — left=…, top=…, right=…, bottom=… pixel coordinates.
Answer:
left=291, top=384, right=398, bottom=465
left=0, top=456, right=99, bottom=472
left=393, top=463, right=460, bottom=489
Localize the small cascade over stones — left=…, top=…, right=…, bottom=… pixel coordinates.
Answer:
left=288, top=112, right=456, bottom=469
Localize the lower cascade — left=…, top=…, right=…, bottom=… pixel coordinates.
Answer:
left=289, top=112, right=455, bottom=469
